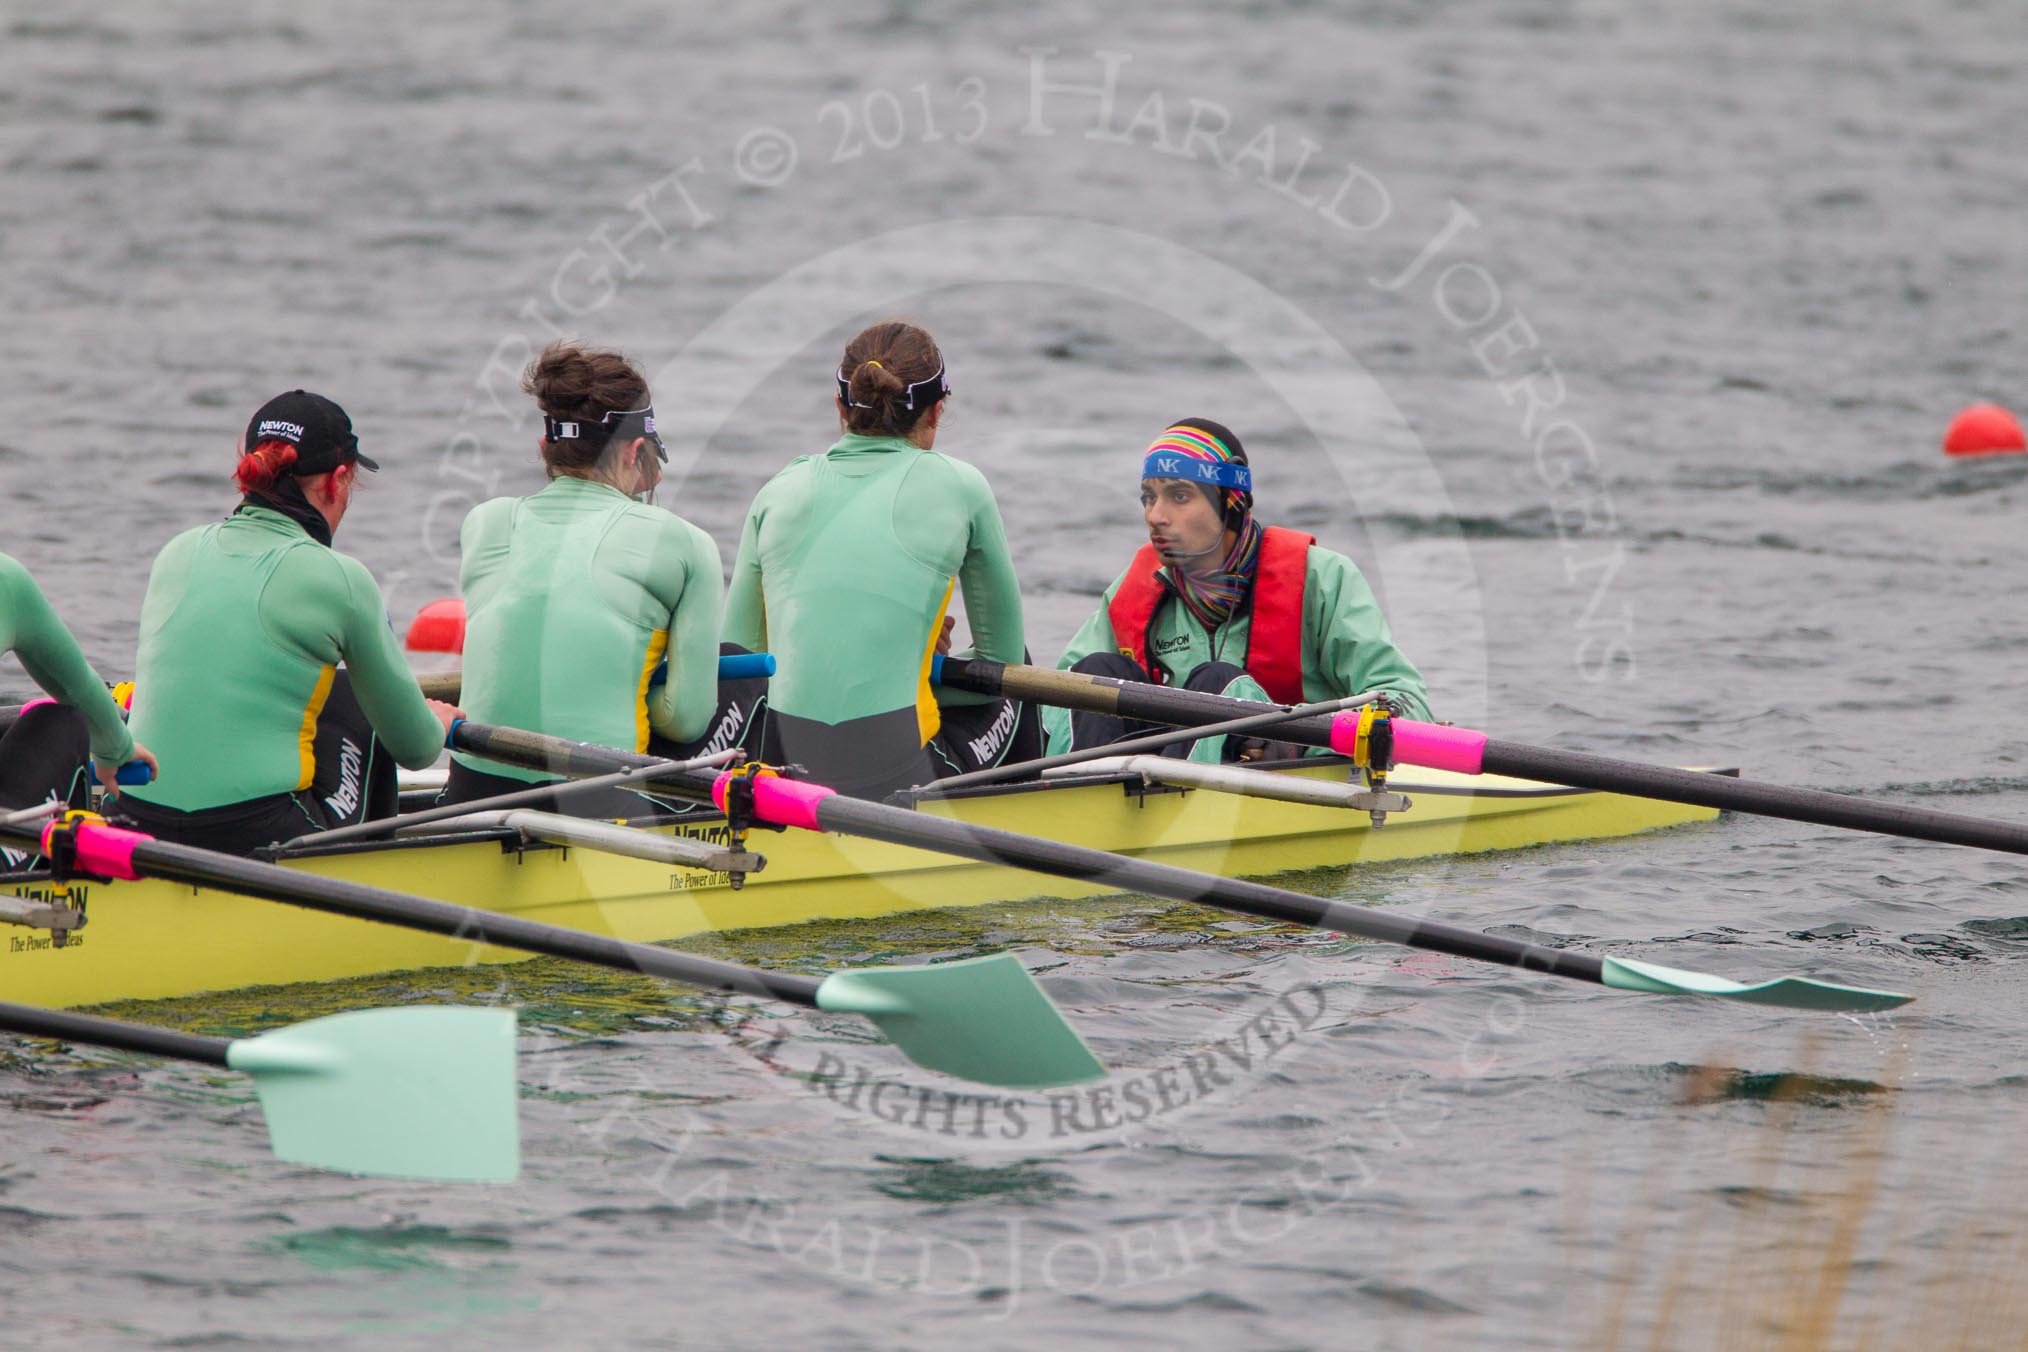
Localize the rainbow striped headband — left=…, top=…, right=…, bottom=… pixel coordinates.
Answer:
left=1140, top=425, right=1252, bottom=492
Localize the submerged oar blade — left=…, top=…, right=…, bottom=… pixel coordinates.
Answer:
left=1600, top=956, right=1912, bottom=1013
left=815, top=952, right=1105, bottom=1090
left=226, top=1007, right=520, bottom=1182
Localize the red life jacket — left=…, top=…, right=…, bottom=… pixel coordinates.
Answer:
left=1105, top=525, right=1314, bottom=704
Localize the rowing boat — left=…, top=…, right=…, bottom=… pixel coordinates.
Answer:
left=0, top=756, right=1718, bottom=1009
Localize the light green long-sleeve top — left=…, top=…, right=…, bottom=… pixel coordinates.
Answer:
left=0, top=551, right=135, bottom=763
left=723, top=433, right=1025, bottom=737
left=454, top=475, right=724, bottom=783
left=126, top=507, right=444, bottom=811
left=1044, top=541, right=1433, bottom=755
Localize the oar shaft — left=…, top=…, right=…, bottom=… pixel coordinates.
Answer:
left=0, top=999, right=231, bottom=1065
left=945, top=658, right=2028, bottom=859
left=811, top=793, right=1606, bottom=981
left=1479, top=740, right=2028, bottom=854
left=0, top=820, right=821, bottom=1007
left=448, top=721, right=1605, bottom=984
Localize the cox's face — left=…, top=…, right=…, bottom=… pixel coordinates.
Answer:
left=1140, top=478, right=1224, bottom=559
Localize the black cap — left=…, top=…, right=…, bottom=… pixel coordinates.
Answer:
left=243, top=391, right=378, bottom=473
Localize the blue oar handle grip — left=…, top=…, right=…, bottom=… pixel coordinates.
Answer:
left=930, top=654, right=945, bottom=685
left=647, top=653, right=777, bottom=688
left=89, top=760, right=155, bottom=786
left=718, top=652, right=776, bottom=681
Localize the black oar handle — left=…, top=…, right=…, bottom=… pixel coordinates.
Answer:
left=939, top=658, right=1340, bottom=743
left=0, top=999, right=231, bottom=1066
left=0, top=816, right=821, bottom=1008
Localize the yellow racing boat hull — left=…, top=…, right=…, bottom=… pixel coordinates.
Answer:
left=0, top=762, right=1719, bottom=1008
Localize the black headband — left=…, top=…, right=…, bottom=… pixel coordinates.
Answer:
left=542, top=405, right=667, bottom=462
left=835, top=363, right=950, bottom=414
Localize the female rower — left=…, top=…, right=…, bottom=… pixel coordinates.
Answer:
left=120, top=392, right=461, bottom=853
left=1046, top=419, right=1430, bottom=759
left=440, top=342, right=762, bottom=816
left=723, top=321, right=1035, bottom=799
left=0, top=553, right=155, bottom=811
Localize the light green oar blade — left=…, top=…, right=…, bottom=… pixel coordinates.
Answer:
left=816, top=952, right=1105, bottom=1090
left=225, top=1007, right=520, bottom=1182
left=1600, top=957, right=1912, bottom=1013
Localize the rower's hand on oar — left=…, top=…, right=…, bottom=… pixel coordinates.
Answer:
left=94, top=743, right=158, bottom=799
left=935, top=615, right=956, bottom=656
left=426, top=699, right=465, bottom=740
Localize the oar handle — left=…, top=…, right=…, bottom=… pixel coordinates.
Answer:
left=938, top=657, right=1340, bottom=744
left=87, top=760, right=155, bottom=787
left=0, top=999, right=231, bottom=1066
left=420, top=654, right=776, bottom=704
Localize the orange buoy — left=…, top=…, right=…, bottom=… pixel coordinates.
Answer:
left=405, top=596, right=466, bottom=653
left=1943, top=404, right=2027, bottom=457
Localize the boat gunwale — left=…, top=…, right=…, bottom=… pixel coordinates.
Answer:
left=0, top=760, right=1743, bottom=876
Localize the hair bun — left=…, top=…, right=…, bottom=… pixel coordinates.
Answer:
left=521, top=340, right=652, bottom=477
left=838, top=322, right=943, bottom=437
left=849, top=358, right=905, bottom=406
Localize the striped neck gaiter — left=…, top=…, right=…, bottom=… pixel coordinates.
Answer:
left=1165, top=516, right=1264, bottom=632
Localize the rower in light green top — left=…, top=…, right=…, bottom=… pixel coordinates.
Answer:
left=448, top=343, right=722, bottom=796
left=725, top=321, right=1031, bottom=798
left=0, top=552, right=155, bottom=797
left=123, top=391, right=459, bottom=854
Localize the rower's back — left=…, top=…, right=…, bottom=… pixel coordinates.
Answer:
left=727, top=434, right=1024, bottom=795
left=454, top=477, right=722, bottom=782
left=127, top=507, right=442, bottom=811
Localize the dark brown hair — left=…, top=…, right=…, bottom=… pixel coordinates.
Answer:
left=523, top=341, right=651, bottom=477
left=839, top=321, right=942, bottom=438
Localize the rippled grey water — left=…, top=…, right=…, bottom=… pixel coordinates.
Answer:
left=6, top=2, right=2028, bottom=1348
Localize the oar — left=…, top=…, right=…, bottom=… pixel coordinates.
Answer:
left=0, top=816, right=1101, bottom=1091
left=446, top=721, right=1913, bottom=1014
left=0, top=999, right=518, bottom=1181
left=938, top=657, right=2028, bottom=858
left=412, top=654, right=774, bottom=703
left=921, top=677, right=1382, bottom=794
left=280, top=747, right=741, bottom=850
left=0, top=650, right=776, bottom=739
